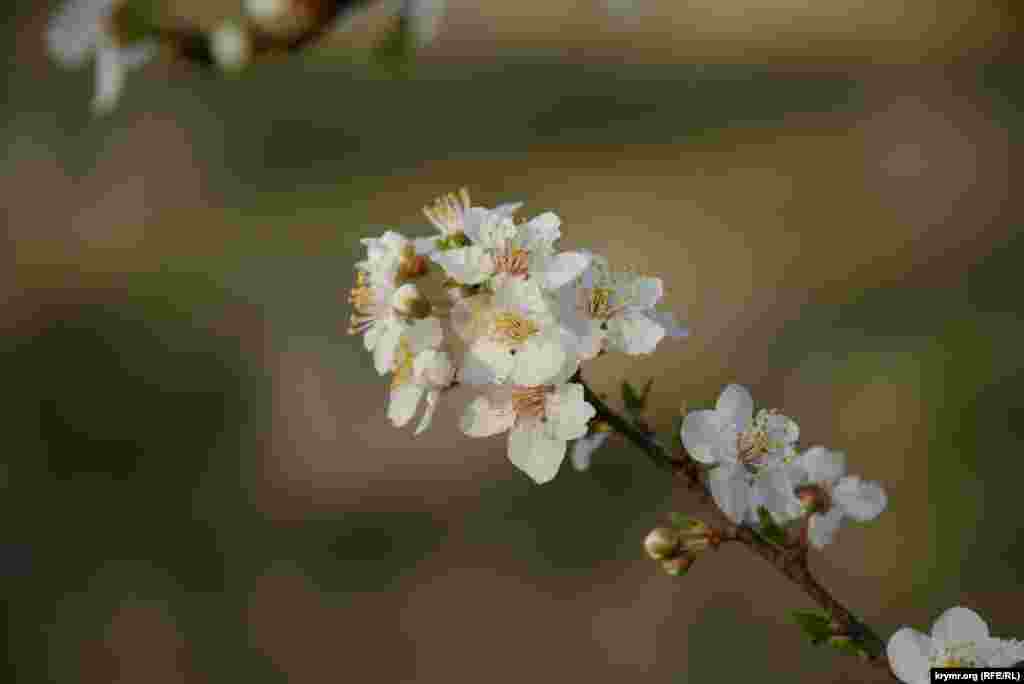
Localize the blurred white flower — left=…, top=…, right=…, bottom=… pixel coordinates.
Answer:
left=792, top=446, right=887, bottom=549
left=211, top=21, right=251, bottom=72
left=461, top=372, right=595, bottom=484
left=47, top=0, right=156, bottom=114
left=888, top=607, right=1024, bottom=683
left=387, top=317, right=454, bottom=434
left=558, top=253, right=687, bottom=360
left=681, top=384, right=800, bottom=524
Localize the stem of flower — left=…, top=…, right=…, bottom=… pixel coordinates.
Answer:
left=578, top=376, right=896, bottom=679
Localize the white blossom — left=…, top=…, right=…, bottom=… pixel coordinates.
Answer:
left=558, top=254, right=687, bottom=360
left=47, top=0, right=156, bottom=114
left=888, top=607, right=1024, bottom=683
left=357, top=230, right=427, bottom=287
left=429, top=202, right=589, bottom=291
left=680, top=384, right=800, bottom=524
left=460, top=365, right=596, bottom=484
left=792, top=446, right=887, bottom=549
left=387, top=317, right=454, bottom=434
left=455, top=278, right=573, bottom=387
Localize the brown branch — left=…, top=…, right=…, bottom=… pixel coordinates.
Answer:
left=580, top=378, right=896, bottom=679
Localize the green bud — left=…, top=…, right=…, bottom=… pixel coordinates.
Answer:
left=644, top=527, right=681, bottom=561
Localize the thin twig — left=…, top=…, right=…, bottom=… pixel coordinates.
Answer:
left=579, top=376, right=896, bottom=679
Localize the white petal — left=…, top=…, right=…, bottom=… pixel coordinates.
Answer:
left=931, top=607, right=989, bottom=647
left=807, top=508, right=844, bottom=549
left=47, top=0, right=110, bottom=67
left=518, top=212, right=561, bottom=248
left=405, top=316, right=443, bottom=354
left=458, top=344, right=502, bottom=385
left=508, top=419, right=567, bottom=484
left=753, top=466, right=801, bottom=520
left=611, top=313, right=665, bottom=355
left=544, top=383, right=596, bottom=442
left=796, top=446, right=846, bottom=485
left=681, top=410, right=727, bottom=464
left=494, top=201, right=523, bottom=216
left=414, top=389, right=440, bottom=435
left=413, top=349, right=454, bottom=387
left=432, top=246, right=492, bottom=285
left=649, top=309, right=689, bottom=339
left=535, top=251, right=590, bottom=290
left=414, top=236, right=438, bottom=256
left=92, top=45, right=125, bottom=115
left=708, top=464, right=751, bottom=524
left=450, top=292, right=493, bottom=343
left=832, top=476, right=887, bottom=521
left=887, top=628, right=932, bottom=684
left=460, top=395, right=515, bottom=437
left=469, top=338, right=516, bottom=384
left=631, top=277, right=663, bottom=310
left=570, top=431, right=610, bottom=471
left=363, top=321, right=381, bottom=352
left=388, top=382, right=424, bottom=428
left=373, top=321, right=405, bottom=375
left=987, top=638, right=1024, bottom=667
left=508, top=335, right=567, bottom=387
left=716, top=384, right=754, bottom=432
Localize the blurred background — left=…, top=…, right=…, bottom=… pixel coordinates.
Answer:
left=2, top=0, right=1022, bottom=681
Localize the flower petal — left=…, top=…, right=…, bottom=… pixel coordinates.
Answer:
left=373, top=321, right=405, bottom=375
left=460, top=395, right=515, bottom=437
left=388, top=382, right=424, bottom=428
left=681, top=410, right=727, bottom=464
left=508, top=419, right=567, bottom=484
left=544, top=383, right=596, bottom=442
left=716, top=384, right=754, bottom=432
left=887, top=628, right=932, bottom=684
left=708, top=464, right=751, bottom=524
left=414, top=389, right=440, bottom=436
left=508, top=335, right=566, bottom=387
left=570, top=431, right=610, bottom=471
left=612, top=313, right=665, bottom=355
left=648, top=309, right=689, bottom=339
left=796, top=446, right=846, bottom=485
left=432, top=245, right=492, bottom=285
left=832, top=475, right=887, bottom=521
left=807, top=508, right=844, bottom=549
left=931, top=607, right=989, bottom=647
left=631, top=277, right=663, bottom=310
left=536, top=251, right=590, bottom=290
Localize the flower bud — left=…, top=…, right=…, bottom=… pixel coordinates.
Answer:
left=661, top=554, right=695, bottom=576
left=393, top=283, right=432, bottom=319
left=795, top=484, right=831, bottom=514
left=211, top=21, right=251, bottom=72
left=644, top=527, right=681, bottom=561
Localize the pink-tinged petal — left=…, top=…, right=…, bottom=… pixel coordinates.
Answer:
left=716, top=384, right=754, bottom=432
left=388, top=382, right=424, bottom=428
left=460, top=395, right=515, bottom=437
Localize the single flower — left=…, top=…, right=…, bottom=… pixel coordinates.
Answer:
left=387, top=317, right=454, bottom=434
left=887, top=607, right=1023, bottom=683
left=680, top=384, right=800, bottom=524
left=455, top=278, right=573, bottom=387
left=460, top=367, right=596, bottom=484
left=47, top=0, right=157, bottom=114
left=558, top=253, right=687, bottom=360
left=791, top=446, right=887, bottom=548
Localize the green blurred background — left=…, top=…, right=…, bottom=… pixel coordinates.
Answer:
left=2, top=0, right=1022, bottom=681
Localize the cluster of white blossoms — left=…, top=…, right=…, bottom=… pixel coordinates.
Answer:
left=888, top=607, right=1024, bottom=683
left=349, top=189, right=688, bottom=483
left=681, top=384, right=888, bottom=547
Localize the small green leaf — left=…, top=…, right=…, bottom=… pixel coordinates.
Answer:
left=621, top=380, right=644, bottom=414
left=828, top=636, right=868, bottom=658
left=756, top=506, right=787, bottom=546
left=791, top=610, right=833, bottom=645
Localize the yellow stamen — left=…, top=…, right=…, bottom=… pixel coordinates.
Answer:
left=391, top=340, right=414, bottom=389
left=493, top=248, right=530, bottom=278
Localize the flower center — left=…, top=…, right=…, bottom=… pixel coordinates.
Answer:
left=587, top=287, right=615, bottom=319
left=737, top=427, right=771, bottom=466
left=493, top=248, right=530, bottom=278
left=492, top=312, right=538, bottom=344
left=511, top=385, right=552, bottom=420
left=390, top=340, right=414, bottom=389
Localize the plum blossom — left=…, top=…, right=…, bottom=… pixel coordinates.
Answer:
left=681, top=384, right=801, bottom=524
left=455, top=278, right=572, bottom=387
left=429, top=200, right=589, bottom=291
left=888, top=607, right=1024, bottom=683
left=460, top=363, right=596, bottom=484
left=47, top=0, right=157, bottom=114
left=792, top=446, right=887, bottom=549
left=387, top=317, right=454, bottom=434
left=559, top=253, right=688, bottom=359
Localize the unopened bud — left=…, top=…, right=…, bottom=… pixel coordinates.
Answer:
left=393, top=283, right=431, bottom=319
left=661, top=554, right=695, bottom=576
left=796, top=484, right=831, bottom=514
left=644, top=527, right=681, bottom=561
left=245, top=0, right=317, bottom=36
left=211, top=21, right=251, bottom=72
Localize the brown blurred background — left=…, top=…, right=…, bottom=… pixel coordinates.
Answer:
left=2, top=0, right=1022, bottom=682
